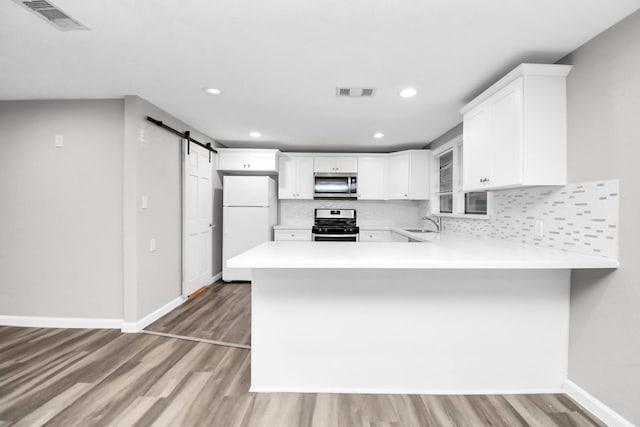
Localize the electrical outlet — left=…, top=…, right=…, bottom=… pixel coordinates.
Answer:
left=150, top=238, right=156, bottom=252
left=535, top=220, right=544, bottom=237
left=55, top=134, right=64, bottom=147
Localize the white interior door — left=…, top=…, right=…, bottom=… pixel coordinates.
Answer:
left=183, top=140, right=214, bottom=297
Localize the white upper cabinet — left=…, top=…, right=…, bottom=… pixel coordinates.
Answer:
left=277, top=151, right=429, bottom=201
left=461, top=63, right=571, bottom=191
left=217, top=148, right=279, bottom=174
left=357, top=157, right=388, bottom=200
left=387, top=150, right=431, bottom=200
left=388, top=153, right=409, bottom=199
left=314, top=157, right=358, bottom=173
left=278, top=155, right=314, bottom=199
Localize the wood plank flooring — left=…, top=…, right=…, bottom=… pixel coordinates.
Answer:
left=145, top=281, right=251, bottom=346
left=0, top=325, right=605, bottom=427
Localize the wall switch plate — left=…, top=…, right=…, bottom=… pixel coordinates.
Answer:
left=535, top=220, right=544, bottom=237
left=55, top=134, right=64, bottom=147
left=141, top=195, right=148, bottom=209
left=150, top=238, right=156, bottom=252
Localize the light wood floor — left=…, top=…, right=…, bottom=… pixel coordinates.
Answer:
left=0, top=325, right=604, bottom=427
left=145, top=281, right=251, bottom=346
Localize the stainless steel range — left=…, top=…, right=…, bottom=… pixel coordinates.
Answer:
left=312, top=209, right=359, bottom=242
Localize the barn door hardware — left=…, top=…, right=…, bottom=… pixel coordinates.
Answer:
left=145, top=116, right=216, bottom=155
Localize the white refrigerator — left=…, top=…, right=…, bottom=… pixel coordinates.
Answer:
left=222, top=176, right=277, bottom=281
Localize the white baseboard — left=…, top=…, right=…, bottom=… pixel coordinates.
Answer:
left=1, top=274, right=219, bottom=333
left=564, top=380, right=635, bottom=427
left=121, top=296, right=186, bottom=333
left=0, top=315, right=122, bottom=329
left=250, top=386, right=565, bottom=395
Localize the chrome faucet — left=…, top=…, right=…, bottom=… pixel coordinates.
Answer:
left=421, top=216, right=441, bottom=232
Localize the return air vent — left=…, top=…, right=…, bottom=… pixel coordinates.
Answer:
left=13, top=0, right=89, bottom=31
left=336, top=87, right=377, bottom=97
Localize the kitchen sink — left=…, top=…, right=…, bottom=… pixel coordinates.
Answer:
left=404, top=228, right=438, bottom=233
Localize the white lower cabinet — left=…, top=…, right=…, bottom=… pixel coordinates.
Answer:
left=359, top=230, right=392, bottom=242
left=274, top=229, right=312, bottom=241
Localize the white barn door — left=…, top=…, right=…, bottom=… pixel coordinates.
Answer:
left=182, top=140, right=213, bottom=297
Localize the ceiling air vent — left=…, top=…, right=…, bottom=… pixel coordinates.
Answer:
left=13, top=0, right=89, bottom=31
left=336, top=87, right=377, bottom=98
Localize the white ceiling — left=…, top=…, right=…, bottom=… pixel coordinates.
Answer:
left=1, top=1, right=639, bottom=152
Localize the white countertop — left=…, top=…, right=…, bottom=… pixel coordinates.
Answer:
left=228, top=233, right=619, bottom=270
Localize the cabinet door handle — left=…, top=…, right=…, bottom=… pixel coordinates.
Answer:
left=404, top=193, right=408, bottom=197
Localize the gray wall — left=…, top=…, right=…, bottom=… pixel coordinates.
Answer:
left=425, top=123, right=462, bottom=151
left=558, top=10, right=640, bottom=425
left=123, top=96, right=224, bottom=322
left=0, top=100, right=124, bottom=319
left=0, top=97, right=223, bottom=324
left=426, top=10, right=640, bottom=423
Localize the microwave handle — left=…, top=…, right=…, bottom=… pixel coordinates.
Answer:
left=350, top=177, right=357, bottom=194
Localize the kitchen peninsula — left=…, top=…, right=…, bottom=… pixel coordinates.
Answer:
left=227, top=235, right=618, bottom=394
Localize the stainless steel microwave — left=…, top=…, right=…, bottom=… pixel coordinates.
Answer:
left=313, top=173, right=358, bottom=199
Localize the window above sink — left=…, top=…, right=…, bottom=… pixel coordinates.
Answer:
left=430, top=135, right=490, bottom=218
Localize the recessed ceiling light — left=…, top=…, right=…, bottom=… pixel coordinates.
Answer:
left=400, top=88, right=417, bottom=98
left=373, top=132, right=385, bottom=139
left=249, top=131, right=261, bottom=138
left=203, top=87, right=222, bottom=95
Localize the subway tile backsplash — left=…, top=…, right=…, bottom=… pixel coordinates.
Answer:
left=442, top=180, right=619, bottom=260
